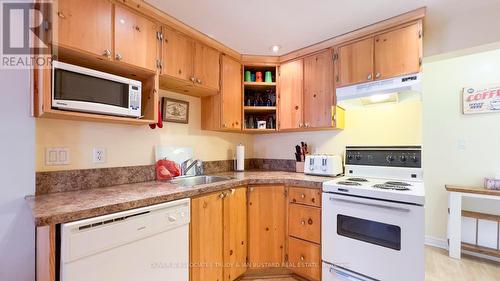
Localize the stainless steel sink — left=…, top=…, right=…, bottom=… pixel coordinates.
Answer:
left=169, top=175, right=233, bottom=187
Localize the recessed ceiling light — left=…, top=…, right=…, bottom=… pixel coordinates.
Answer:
left=270, top=45, right=281, bottom=53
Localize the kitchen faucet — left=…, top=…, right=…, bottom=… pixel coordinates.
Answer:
left=180, top=158, right=203, bottom=176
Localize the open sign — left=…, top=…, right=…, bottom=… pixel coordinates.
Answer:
left=462, top=85, right=500, bottom=114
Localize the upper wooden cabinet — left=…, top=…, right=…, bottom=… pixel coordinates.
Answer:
left=114, top=6, right=159, bottom=71
left=194, top=42, right=221, bottom=90
left=162, top=27, right=194, bottom=81
left=201, top=55, right=241, bottom=131
left=336, top=37, right=374, bottom=87
left=278, top=59, right=303, bottom=130
left=161, top=27, right=220, bottom=96
left=53, top=0, right=113, bottom=58
left=303, top=49, right=335, bottom=128
left=335, top=22, right=422, bottom=87
left=221, top=55, right=242, bottom=130
left=374, top=23, right=422, bottom=80
left=190, top=187, right=247, bottom=281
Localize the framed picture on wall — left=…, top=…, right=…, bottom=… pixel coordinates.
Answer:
left=162, top=97, right=189, bottom=124
left=462, top=84, right=500, bottom=114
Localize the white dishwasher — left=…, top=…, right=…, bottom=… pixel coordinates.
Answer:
left=60, top=198, right=190, bottom=281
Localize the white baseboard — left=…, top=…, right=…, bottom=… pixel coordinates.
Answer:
left=425, top=235, right=500, bottom=263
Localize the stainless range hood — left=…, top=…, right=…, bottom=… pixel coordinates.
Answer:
left=336, top=73, right=421, bottom=101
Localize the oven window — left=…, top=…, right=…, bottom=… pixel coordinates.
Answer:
left=337, top=215, right=401, bottom=250
left=54, top=68, right=129, bottom=108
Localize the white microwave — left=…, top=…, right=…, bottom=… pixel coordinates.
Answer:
left=52, top=61, right=142, bottom=118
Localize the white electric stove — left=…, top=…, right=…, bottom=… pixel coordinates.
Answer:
left=322, top=146, right=425, bottom=281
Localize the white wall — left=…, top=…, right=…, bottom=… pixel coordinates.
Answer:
left=0, top=69, right=36, bottom=280
left=423, top=47, right=500, bottom=240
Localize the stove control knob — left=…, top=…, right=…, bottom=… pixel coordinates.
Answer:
left=400, top=155, right=407, bottom=162
left=355, top=155, right=362, bottom=161
left=386, top=155, right=395, bottom=162
left=347, top=154, right=353, bottom=160
left=411, top=156, right=419, bottom=163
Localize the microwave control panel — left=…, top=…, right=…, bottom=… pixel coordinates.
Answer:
left=129, top=84, right=142, bottom=113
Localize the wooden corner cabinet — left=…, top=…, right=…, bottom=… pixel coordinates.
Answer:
left=190, top=187, right=247, bottom=281
left=201, top=55, right=242, bottom=131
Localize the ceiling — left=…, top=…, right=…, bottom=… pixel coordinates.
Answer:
left=145, top=0, right=500, bottom=56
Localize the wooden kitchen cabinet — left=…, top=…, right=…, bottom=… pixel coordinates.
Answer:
left=288, top=204, right=321, bottom=244
left=374, top=23, right=422, bottom=80
left=191, top=187, right=247, bottom=281
left=194, top=42, right=221, bottom=91
left=53, top=0, right=113, bottom=58
left=303, top=49, right=335, bottom=128
left=114, top=5, right=159, bottom=71
left=191, top=192, right=224, bottom=281
left=201, top=55, right=242, bottom=131
left=248, top=185, right=286, bottom=268
left=223, top=188, right=248, bottom=281
left=336, top=37, right=374, bottom=87
left=289, top=187, right=321, bottom=208
left=162, top=27, right=195, bottom=82
left=278, top=59, right=304, bottom=130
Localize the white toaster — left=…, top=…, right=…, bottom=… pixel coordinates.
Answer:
left=304, top=154, right=343, bottom=177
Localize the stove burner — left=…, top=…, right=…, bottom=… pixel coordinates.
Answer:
left=373, top=184, right=410, bottom=191
left=346, top=178, right=368, bottom=182
left=338, top=181, right=362, bottom=186
left=385, top=181, right=412, bottom=187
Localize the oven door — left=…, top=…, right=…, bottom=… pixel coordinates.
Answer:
left=322, top=192, right=424, bottom=281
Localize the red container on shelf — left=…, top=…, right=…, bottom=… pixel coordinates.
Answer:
left=255, top=71, right=263, bottom=82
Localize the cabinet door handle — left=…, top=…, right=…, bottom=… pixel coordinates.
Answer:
left=367, top=74, right=372, bottom=80
left=115, top=53, right=123, bottom=61
left=57, top=12, right=66, bottom=19
left=190, top=77, right=196, bottom=82
left=196, top=78, right=202, bottom=84
left=219, top=192, right=226, bottom=199
left=298, top=123, right=303, bottom=128
left=103, top=49, right=111, bottom=57
left=375, top=72, right=381, bottom=78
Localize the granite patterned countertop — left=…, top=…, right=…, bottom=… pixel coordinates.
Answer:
left=26, top=171, right=335, bottom=226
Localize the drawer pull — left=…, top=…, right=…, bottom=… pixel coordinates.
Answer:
left=300, top=255, right=305, bottom=261
left=300, top=193, right=306, bottom=199
left=301, top=220, right=306, bottom=225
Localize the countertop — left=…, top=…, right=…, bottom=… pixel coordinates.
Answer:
left=445, top=185, right=500, bottom=196
left=26, top=171, right=334, bottom=226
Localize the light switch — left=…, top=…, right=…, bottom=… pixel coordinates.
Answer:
left=45, top=148, right=70, bottom=166
left=93, top=147, right=106, bottom=164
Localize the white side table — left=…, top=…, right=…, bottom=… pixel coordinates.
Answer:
left=446, top=185, right=500, bottom=259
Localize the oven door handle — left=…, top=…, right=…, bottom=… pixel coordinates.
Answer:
left=329, top=197, right=411, bottom=212
left=327, top=265, right=375, bottom=281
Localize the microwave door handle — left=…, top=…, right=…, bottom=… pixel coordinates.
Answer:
left=329, top=197, right=410, bottom=212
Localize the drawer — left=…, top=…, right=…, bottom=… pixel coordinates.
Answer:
left=289, top=187, right=321, bottom=207
left=288, top=237, right=321, bottom=281
left=289, top=204, right=321, bottom=243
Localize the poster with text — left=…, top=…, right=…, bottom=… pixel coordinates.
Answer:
left=462, top=85, right=500, bottom=114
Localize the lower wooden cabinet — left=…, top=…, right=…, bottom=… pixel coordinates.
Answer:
left=190, top=187, right=247, bottom=281
left=248, top=185, right=287, bottom=268
left=287, top=187, right=322, bottom=281
left=288, top=237, right=321, bottom=281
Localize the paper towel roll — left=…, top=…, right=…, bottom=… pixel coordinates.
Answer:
left=236, top=144, right=245, bottom=171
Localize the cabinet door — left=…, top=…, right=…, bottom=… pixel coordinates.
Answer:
left=191, top=192, right=224, bottom=281
left=221, top=55, right=242, bottom=130
left=223, top=187, right=247, bottom=281
left=278, top=59, right=303, bottom=130
left=288, top=204, right=321, bottom=243
left=374, top=23, right=422, bottom=80
left=54, top=0, right=112, bottom=57
left=162, top=27, right=194, bottom=81
left=337, top=37, right=374, bottom=87
left=194, top=42, right=221, bottom=90
left=248, top=185, right=286, bottom=268
left=303, top=50, right=335, bottom=128
left=114, top=6, right=158, bottom=71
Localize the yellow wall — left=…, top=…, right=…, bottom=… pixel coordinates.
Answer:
left=423, top=47, right=500, bottom=240
left=36, top=90, right=254, bottom=171
left=253, top=96, right=422, bottom=159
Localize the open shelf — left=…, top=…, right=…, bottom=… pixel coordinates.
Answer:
left=243, top=81, right=277, bottom=90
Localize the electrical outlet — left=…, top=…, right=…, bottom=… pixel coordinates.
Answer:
left=45, top=148, right=70, bottom=166
left=93, top=147, right=106, bottom=163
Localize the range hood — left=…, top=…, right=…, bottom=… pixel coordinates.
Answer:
left=336, top=73, right=421, bottom=101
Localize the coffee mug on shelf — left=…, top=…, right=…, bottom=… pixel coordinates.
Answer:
left=264, top=71, right=273, bottom=83
left=244, top=71, right=252, bottom=82
left=256, top=71, right=263, bottom=82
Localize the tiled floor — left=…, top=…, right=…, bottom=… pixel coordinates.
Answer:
left=241, top=247, right=500, bottom=281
